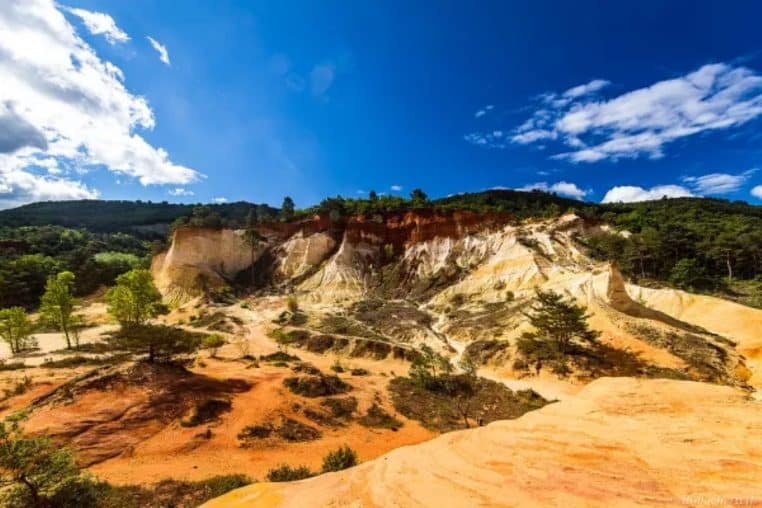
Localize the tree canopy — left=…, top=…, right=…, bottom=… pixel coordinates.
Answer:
left=0, top=307, right=35, bottom=355
left=520, top=289, right=600, bottom=355
left=39, top=271, right=78, bottom=349
left=105, top=269, right=163, bottom=327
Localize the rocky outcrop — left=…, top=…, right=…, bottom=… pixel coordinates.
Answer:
left=152, top=227, right=261, bottom=304
left=202, top=377, right=762, bottom=508
left=152, top=211, right=514, bottom=303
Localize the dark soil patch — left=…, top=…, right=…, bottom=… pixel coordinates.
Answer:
left=283, top=374, right=351, bottom=397
left=238, top=417, right=321, bottom=443
left=97, top=474, right=251, bottom=508
left=320, top=396, right=358, bottom=419
left=627, top=324, right=740, bottom=385
left=358, top=403, right=402, bottom=430
left=180, top=398, right=232, bottom=427
left=389, top=376, right=548, bottom=432
left=444, top=301, right=524, bottom=342
left=464, top=339, right=511, bottom=365
left=350, top=299, right=434, bottom=343
left=277, top=417, right=321, bottom=442
left=291, top=362, right=322, bottom=375
left=349, top=339, right=392, bottom=360
left=260, top=351, right=300, bottom=363
left=189, top=311, right=242, bottom=333
left=41, top=353, right=131, bottom=369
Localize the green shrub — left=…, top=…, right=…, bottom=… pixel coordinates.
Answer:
left=286, top=295, right=299, bottom=313
left=237, top=424, right=273, bottom=440
left=321, top=445, right=358, bottom=473
left=320, top=397, right=358, bottom=419
left=330, top=359, right=345, bottom=373
left=0, top=361, right=26, bottom=371
left=260, top=351, right=300, bottom=362
left=2, top=376, right=32, bottom=400
left=202, top=334, right=226, bottom=357
left=266, top=465, right=314, bottom=482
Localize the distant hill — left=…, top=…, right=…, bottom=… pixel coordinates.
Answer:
left=0, top=200, right=276, bottom=234
left=0, top=192, right=759, bottom=234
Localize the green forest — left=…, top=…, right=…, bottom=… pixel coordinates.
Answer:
left=1, top=191, right=760, bottom=310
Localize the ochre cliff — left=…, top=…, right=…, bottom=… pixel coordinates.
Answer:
left=151, top=227, right=262, bottom=304
left=152, top=213, right=759, bottom=387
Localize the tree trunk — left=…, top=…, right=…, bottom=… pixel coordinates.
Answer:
left=20, top=476, right=42, bottom=507
left=726, top=251, right=733, bottom=282
left=62, top=320, right=71, bottom=349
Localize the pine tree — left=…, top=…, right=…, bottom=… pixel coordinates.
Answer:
left=280, top=196, right=295, bottom=221
left=521, top=289, right=599, bottom=354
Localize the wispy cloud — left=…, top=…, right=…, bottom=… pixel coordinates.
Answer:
left=310, top=63, right=335, bottom=96
left=682, top=169, right=757, bottom=194
left=561, top=79, right=610, bottom=99
left=467, top=64, right=762, bottom=164
left=474, top=105, right=494, bottom=118
left=751, top=185, right=762, bottom=199
left=65, top=6, right=129, bottom=44
left=601, top=184, right=694, bottom=203
left=390, top=184, right=403, bottom=192
left=147, top=36, right=170, bottom=65
left=0, top=1, right=197, bottom=209
left=213, top=197, right=228, bottom=203
left=168, top=187, right=194, bottom=197
left=516, top=181, right=590, bottom=200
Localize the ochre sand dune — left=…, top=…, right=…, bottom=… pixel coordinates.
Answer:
left=203, top=377, right=762, bottom=508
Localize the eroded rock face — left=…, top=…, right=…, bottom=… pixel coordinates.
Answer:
left=202, top=377, right=762, bottom=508
left=151, top=211, right=514, bottom=303
left=151, top=216, right=758, bottom=387
left=152, top=227, right=263, bottom=304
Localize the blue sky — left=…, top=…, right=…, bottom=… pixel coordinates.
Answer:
left=2, top=0, right=762, bottom=209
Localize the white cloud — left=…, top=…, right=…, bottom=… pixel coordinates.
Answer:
left=751, top=185, right=762, bottom=199
left=390, top=184, right=403, bottom=192
left=682, top=169, right=757, bottom=194
left=474, top=104, right=494, bottom=118
left=0, top=162, right=98, bottom=210
left=146, top=36, right=170, bottom=65
left=168, top=187, right=194, bottom=196
left=65, top=7, right=129, bottom=45
left=310, top=63, right=335, bottom=96
left=469, top=64, right=762, bottom=163
left=213, top=197, right=228, bottom=203
left=0, top=1, right=198, bottom=208
left=516, top=181, right=589, bottom=200
left=562, top=79, right=610, bottom=99
left=601, top=184, right=695, bottom=203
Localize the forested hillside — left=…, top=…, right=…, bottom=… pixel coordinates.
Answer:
left=0, top=200, right=277, bottom=234
left=0, top=191, right=760, bottom=310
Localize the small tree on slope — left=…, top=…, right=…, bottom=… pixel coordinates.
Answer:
left=520, top=289, right=599, bottom=355
left=106, top=269, right=163, bottom=327
left=39, top=271, right=78, bottom=350
left=0, top=307, right=35, bottom=355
